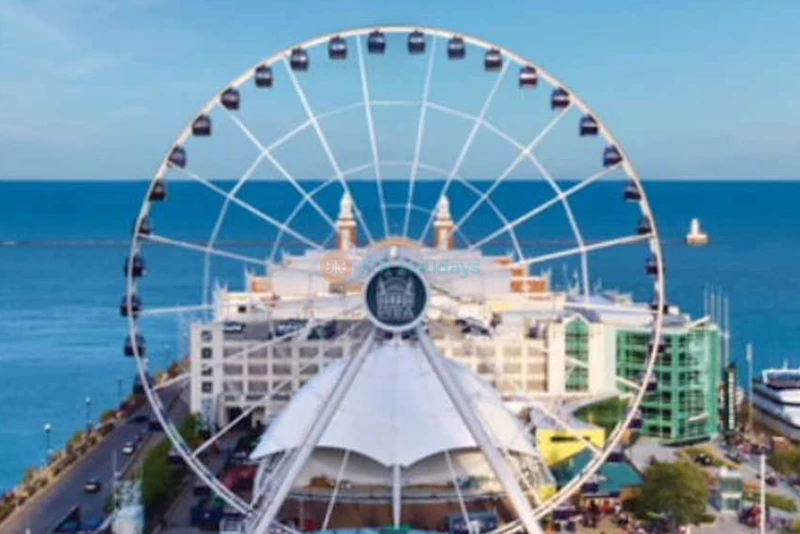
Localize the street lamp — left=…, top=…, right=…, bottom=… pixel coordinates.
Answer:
left=43, top=423, right=52, bottom=464
left=85, top=396, right=92, bottom=432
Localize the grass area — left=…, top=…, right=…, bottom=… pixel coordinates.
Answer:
left=743, top=491, right=799, bottom=512
left=141, top=414, right=203, bottom=527
left=769, top=446, right=800, bottom=478
left=574, top=397, right=629, bottom=435
left=681, top=446, right=724, bottom=467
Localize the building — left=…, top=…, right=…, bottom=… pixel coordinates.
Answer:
left=616, top=319, right=722, bottom=445
left=717, top=467, right=744, bottom=514
left=189, top=193, right=722, bottom=448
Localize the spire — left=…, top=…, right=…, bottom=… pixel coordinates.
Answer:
left=433, top=195, right=454, bottom=250
left=337, top=192, right=357, bottom=250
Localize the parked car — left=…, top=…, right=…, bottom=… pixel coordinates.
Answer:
left=84, top=479, right=102, bottom=494
left=121, top=441, right=136, bottom=455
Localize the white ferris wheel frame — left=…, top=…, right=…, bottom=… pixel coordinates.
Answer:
left=125, top=24, right=667, bottom=534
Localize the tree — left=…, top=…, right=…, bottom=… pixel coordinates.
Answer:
left=769, top=446, right=800, bottom=478
left=626, top=462, right=710, bottom=530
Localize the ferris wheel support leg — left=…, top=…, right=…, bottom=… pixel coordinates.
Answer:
left=416, top=328, right=544, bottom=534
left=248, top=329, right=377, bottom=534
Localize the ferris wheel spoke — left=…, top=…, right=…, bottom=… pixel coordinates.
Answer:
left=142, top=233, right=269, bottom=268
left=455, top=174, right=521, bottom=259
left=282, top=58, right=376, bottom=246
left=175, top=167, right=326, bottom=252
left=419, top=62, right=510, bottom=243
left=193, top=402, right=261, bottom=458
left=223, top=110, right=339, bottom=233
left=516, top=233, right=651, bottom=269
left=151, top=371, right=190, bottom=393
left=468, top=164, right=621, bottom=251
left=269, top=177, right=339, bottom=263
left=403, top=36, right=438, bottom=238
left=249, top=328, right=378, bottom=534
left=451, top=106, right=572, bottom=239
left=355, top=36, right=389, bottom=238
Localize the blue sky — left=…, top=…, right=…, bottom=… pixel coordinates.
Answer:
left=0, top=0, right=798, bottom=180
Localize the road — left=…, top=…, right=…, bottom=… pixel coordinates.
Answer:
left=0, top=384, right=188, bottom=534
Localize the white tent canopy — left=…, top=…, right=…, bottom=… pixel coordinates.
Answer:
left=251, top=342, right=538, bottom=467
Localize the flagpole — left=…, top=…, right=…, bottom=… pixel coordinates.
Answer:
left=760, top=453, right=767, bottom=534
left=747, top=343, right=754, bottom=433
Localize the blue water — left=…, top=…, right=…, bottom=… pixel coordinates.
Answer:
left=0, top=180, right=798, bottom=492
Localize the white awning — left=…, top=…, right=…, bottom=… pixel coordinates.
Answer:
left=251, top=342, right=538, bottom=467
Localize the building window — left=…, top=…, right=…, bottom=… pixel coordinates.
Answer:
left=273, top=363, right=292, bottom=376
left=249, top=381, right=268, bottom=393
left=249, top=364, right=269, bottom=376
left=201, top=368, right=212, bottom=377
left=237, top=305, right=247, bottom=313
left=223, top=364, right=244, bottom=375
left=201, top=347, right=213, bottom=359
left=223, top=381, right=244, bottom=394
left=201, top=382, right=213, bottom=394
left=201, top=330, right=213, bottom=342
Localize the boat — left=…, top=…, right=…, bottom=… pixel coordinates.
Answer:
left=686, top=218, right=709, bottom=246
left=752, top=366, right=800, bottom=440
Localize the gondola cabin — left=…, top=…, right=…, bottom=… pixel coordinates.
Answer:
left=220, top=88, right=240, bottom=111
left=120, top=294, right=142, bottom=317
left=149, top=180, right=167, bottom=201
left=254, top=65, right=273, bottom=88
left=124, top=334, right=146, bottom=357
left=603, top=145, right=622, bottom=167
left=484, top=48, right=502, bottom=71
left=124, top=254, right=147, bottom=278
left=192, top=115, right=211, bottom=137
left=168, top=146, right=186, bottom=168
left=447, top=36, right=465, bottom=59
left=519, top=65, right=537, bottom=88
left=551, top=88, right=569, bottom=110
left=328, top=36, right=347, bottom=60
left=408, top=31, right=425, bottom=54
left=623, top=180, right=640, bottom=202
left=367, top=30, right=386, bottom=54
left=579, top=115, right=599, bottom=136
left=136, top=216, right=152, bottom=237
left=290, top=47, right=309, bottom=71
left=637, top=217, right=652, bottom=235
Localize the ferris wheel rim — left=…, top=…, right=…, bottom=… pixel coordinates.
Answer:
left=125, top=23, right=668, bottom=527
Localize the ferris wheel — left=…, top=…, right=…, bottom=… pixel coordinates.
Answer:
left=123, top=26, right=666, bottom=534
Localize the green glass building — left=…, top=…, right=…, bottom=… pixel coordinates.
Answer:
left=617, top=324, right=722, bottom=445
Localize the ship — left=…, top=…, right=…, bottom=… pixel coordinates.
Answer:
left=686, top=218, right=709, bottom=246
left=752, top=366, right=800, bottom=440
